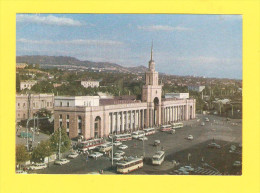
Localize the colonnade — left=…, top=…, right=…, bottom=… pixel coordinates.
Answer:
left=109, top=109, right=146, bottom=134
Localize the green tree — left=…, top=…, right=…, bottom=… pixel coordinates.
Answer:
left=35, top=108, right=52, bottom=118
left=16, top=145, right=31, bottom=165
left=31, top=140, right=52, bottom=162
left=49, top=127, right=71, bottom=153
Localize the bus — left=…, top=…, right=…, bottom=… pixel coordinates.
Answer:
left=171, top=122, right=184, bottom=129
left=132, top=131, right=145, bottom=139
left=152, top=151, right=165, bottom=165
left=143, top=128, right=155, bottom=136
left=99, top=143, right=112, bottom=153
left=114, top=134, right=132, bottom=142
left=116, top=157, right=143, bottom=174
left=160, top=125, right=172, bottom=132
left=78, top=138, right=106, bottom=152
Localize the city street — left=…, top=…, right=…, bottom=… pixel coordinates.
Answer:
left=32, top=114, right=242, bottom=175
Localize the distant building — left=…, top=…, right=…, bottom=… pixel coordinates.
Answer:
left=20, top=80, right=37, bottom=90
left=16, top=63, right=28, bottom=69
left=16, top=93, right=54, bottom=123
left=80, top=80, right=99, bottom=88
left=53, top=83, right=62, bottom=88
left=165, top=93, right=189, bottom=99
left=97, top=92, right=114, bottom=99
left=54, top=96, right=99, bottom=107
left=188, top=85, right=205, bottom=92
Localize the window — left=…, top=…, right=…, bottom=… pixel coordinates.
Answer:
left=66, top=115, right=69, bottom=120
left=60, top=102, right=62, bottom=106
left=67, top=102, right=69, bottom=107
left=33, top=103, right=35, bottom=108
left=18, top=103, right=20, bottom=109
left=66, top=122, right=69, bottom=129
left=59, top=114, right=62, bottom=119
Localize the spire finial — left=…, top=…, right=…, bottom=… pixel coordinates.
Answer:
left=151, top=40, right=153, bottom=61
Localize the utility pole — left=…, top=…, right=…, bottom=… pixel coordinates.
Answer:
left=111, top=135, right=114, bottom=166
left=143, top=138, right=145, bottom=158
left=33, top=116, right=35, bottom=142
left=58, top=127, right=61, bottom=160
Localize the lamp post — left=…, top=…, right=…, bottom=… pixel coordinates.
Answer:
left=58, top=127, right=62, bottom=160
left=111, top=134, right=114, bottom=166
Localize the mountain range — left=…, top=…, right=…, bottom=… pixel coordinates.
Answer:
left=16, top=55, right=148, bottom=74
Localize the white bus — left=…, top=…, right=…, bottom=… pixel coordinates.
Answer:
left=99, top=143, right=112, bottom=153
left=152, top=151, right=165, bottom=165
left=132, top=131, right=145, bottom=139
left=171, top=122, right=183, bottom=129
left=114, top=134, right=132, bottom=142
left=143, top=128, right=155, bottom=136
left=116, top=157, right=143, bottom=174
left=79, top=138, right=106, bottom=152
left=160, top=125, right=172, bottom=132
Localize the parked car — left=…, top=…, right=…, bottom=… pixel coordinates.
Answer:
left=205, top=117, right=209, bottom=122
left=138, top=136, right=148, bottom=141
left=187, top=135, right=193, bottom=140
left=233, top=161, right=242, bottom=167
left=184, top=166, right=194, bottom=172
left=154, top=140, right=160, bottom=146
left=208, top=143, right=221, bottom=149
left=170, top=129, right=176, bottom=134
left=113, top=141, right=122, bottom=146
left=29, top=163, right=47, bottom=170
left=55, top=158, right=70, bottom=165
left=114, top=150, right=125, bottom=156
left=68, top=152, right=79, bottom=159
left=89, top=152, right=103, bottom=158
left=201, top=122, right=205, bottom=126
left=112, top=155, right=124, bottom=161
left=118, top=145, right=128, bottom=150
left=16, top=170, right=28, bottom=174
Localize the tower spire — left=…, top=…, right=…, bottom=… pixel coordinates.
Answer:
left=150, top=40, right=153, bottom=61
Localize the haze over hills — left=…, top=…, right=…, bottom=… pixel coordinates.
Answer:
left=16, top=55, right=148, bottom=74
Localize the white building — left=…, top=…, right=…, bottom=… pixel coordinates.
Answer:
left=165, top=93, right=189, bottom=99
left=188, top=85, right=205, bottom=92
left=20, top=80, right=37, bottom=90
left=81, top=80, right=99, bottom=88
left=54, top=96, right=100, bottom=107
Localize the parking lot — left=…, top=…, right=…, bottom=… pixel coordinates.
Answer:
left=32, top=114, right=242, bottom=175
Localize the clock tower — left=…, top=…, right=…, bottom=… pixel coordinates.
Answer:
left=142, top=43, right=162, bottom=127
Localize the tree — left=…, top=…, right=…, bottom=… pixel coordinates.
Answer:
left=16, top=145, right=31, bottom=165
left=49, top=127, right=71, bottom=153
left=35, top=108, right=52, bottom=118
left=31, top=140, right=52, bottom=162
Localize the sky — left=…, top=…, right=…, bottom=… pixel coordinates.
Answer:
left=16, top=14, right=242, bottom=79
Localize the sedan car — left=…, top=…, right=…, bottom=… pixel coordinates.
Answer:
left=113, top=141, right=122, bottom=146
left=68, top=152, right=79, bottom=159
left=89, top=152, right=103, bottom=158
left=54, top=158, right=70, bottom=165
left=118, top=145, right=128, bottom=150
left=201, top=122, right=205, bottom=126
left=233, top=161, right=242, bottom=167
left=208, top=143, right=221, bottom=149
left=138, top=136, right=148, bottom=141
left=187, top=135, right=193, bottom=140
left=112, top=155, right=124, bottom=161
left=114, top=150, right=125, bottom=156
left=184, top=166, right=194, bottom=172
left=29, top=163, right=47, bottom=170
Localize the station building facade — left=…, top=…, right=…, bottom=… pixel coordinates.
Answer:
left=54, top=48, right=196, bottom=140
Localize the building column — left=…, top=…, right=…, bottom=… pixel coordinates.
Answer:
left=126, top=111, right=129, bottom=131
left=116, top=112, right=119, bottom=134
left=130, top=111, right=132, bottom=131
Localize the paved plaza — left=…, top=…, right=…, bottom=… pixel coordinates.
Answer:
left=31, top=114, right=242, bottom=175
